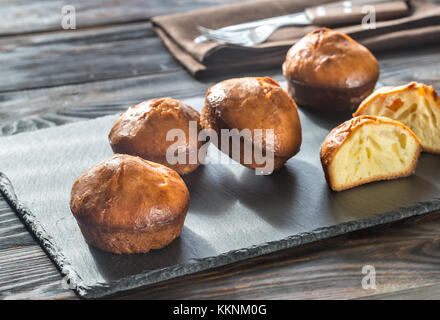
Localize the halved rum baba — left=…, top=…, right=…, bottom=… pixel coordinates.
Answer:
left=354, top=82, right=440, bottom=154
left=321, top=115, right=422, bottom=191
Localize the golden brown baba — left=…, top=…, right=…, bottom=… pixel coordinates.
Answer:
left=200, top=76, right=302, bottom=173
left=70, top=154, right=190, bottom=254
left=354, top=82, right=440, bottom=154
left=283, top=28, right=379, bottom=111
left=109, top=97, right=205, bottom=175
left=320, top=115, right=421, bottom=191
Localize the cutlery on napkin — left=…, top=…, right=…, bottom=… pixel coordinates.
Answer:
left=151, top=0, right=440, bottom=77
left=195, top=0, right=410, bottom=45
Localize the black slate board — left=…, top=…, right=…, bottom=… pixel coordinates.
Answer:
left=1, top=92, right=440, bottom=299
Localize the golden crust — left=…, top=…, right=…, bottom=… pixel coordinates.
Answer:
left=200, top=76, right=302, bottom=172
left=354, top=82, right=440, bottom=112
left=109, top=97, right=205, bottom=175
left=320, top=115, right=422, bottom=191
left=353, top=82, right=440, bottom=154
left=70, top=154, right=189, bottom=254
left=283, top=28, right=379, bottom=111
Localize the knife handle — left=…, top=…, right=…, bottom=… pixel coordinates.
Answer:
left=305, top=0, right=409, bottom=27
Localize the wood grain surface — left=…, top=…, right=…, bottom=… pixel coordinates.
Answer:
left=0, top=0, right=245, bottom=36
left=0, top=0, right=440, bottom=300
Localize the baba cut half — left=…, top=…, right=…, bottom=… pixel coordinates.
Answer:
left=321, top=116, right=421, bottom=191
left=354, top=82, right=440, bottom=154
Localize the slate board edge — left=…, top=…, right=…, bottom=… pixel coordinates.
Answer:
left=2, top=171, right=440, bottom=299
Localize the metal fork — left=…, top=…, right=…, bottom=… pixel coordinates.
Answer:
left=197, top=18, right=304, bottom=47
left=196, top=0, right=410, bottom=47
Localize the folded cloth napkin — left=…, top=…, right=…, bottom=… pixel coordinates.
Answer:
left=152, top=0, right=440, bottom=78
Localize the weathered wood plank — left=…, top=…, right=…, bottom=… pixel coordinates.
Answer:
left=0, top=22, right=183, bottom=92
left=0, top=69, right=209, bottom=123
left=0, top=0, right=244, bottom=36
left=0, top=192, right=75, bottom=299
left=360, top=283, right=440, bottom=300
left=0, top=245, right=75, bottom=300
left=0, top=196, right=41, bottom=251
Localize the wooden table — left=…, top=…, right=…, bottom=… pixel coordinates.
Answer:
left=1, top=0, right=440, bottom=300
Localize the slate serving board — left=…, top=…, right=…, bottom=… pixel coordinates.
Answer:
left=1, top=92, right=440, bottom=299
